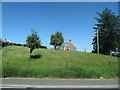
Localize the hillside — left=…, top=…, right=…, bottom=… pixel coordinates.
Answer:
left=2, top=46, right=118, bottom=78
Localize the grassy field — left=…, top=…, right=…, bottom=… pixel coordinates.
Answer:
left=2, top=46, right=118, bottom=78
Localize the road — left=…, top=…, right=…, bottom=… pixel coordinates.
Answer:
left=1, top=78, right=120, bottom=90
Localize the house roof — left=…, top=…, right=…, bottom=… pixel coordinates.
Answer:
left=62, top=42, right=76, bottom=47
left=62, top=42, right=69, bottom=46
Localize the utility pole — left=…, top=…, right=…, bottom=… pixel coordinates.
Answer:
left=97, top=28, right=99, bottom=54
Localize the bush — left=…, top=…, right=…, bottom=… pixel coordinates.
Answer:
left=2, top=42, right=9, bottom=47
left=40, top=46, right=47, bottom=49
left=112, top=53, right=120, bottom=57
left=23, top=44, right=27, bottom=47
left=117, top=53, right=120, bottom=57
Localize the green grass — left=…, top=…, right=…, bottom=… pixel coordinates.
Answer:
left=2, top=46, right=118, bottom=78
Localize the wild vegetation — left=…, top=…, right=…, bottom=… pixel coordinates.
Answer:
left=2, top=46, right=118, bottom=78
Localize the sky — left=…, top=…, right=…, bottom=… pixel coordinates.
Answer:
left=2, top=2, right=118, bottom=52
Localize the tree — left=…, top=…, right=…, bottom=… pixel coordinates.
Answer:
left=50, top=31, right=64, bottom=49
left=92, top=8, right=120, bottom=55
left=26, top=29, right=41, bottom=58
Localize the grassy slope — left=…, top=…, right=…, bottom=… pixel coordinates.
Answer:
left=2, top=46, right=118, bottom=78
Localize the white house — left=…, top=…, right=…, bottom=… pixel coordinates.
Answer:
left=56, top=40, right=76, bottom=51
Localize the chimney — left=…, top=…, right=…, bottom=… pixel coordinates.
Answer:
left=69, top=39, right=72, bottom=42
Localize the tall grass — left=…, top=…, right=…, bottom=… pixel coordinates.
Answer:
left=2, top=46, right=118, bottom=78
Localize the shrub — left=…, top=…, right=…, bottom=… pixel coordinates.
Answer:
left=40, top=46, right=47, bottom=49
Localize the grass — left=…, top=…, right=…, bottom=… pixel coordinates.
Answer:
left=2, top=46, right=118, bottom=78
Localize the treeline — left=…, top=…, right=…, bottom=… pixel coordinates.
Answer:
left=0, top=39, right=47, bottom=49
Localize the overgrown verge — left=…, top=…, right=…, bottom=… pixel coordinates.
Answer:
left=2, top=46, right=118, bottom=79
left=2, top=65, right=118, bottom=78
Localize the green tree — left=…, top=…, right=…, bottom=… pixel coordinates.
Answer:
left=26, top=29, right=41, bottom=57
left=92, top=8, right=120, bottom=55
left=50, top=31, right=64, bottom=49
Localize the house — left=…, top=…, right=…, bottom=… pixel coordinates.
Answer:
left=56, top=40, right=76, bottom=51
